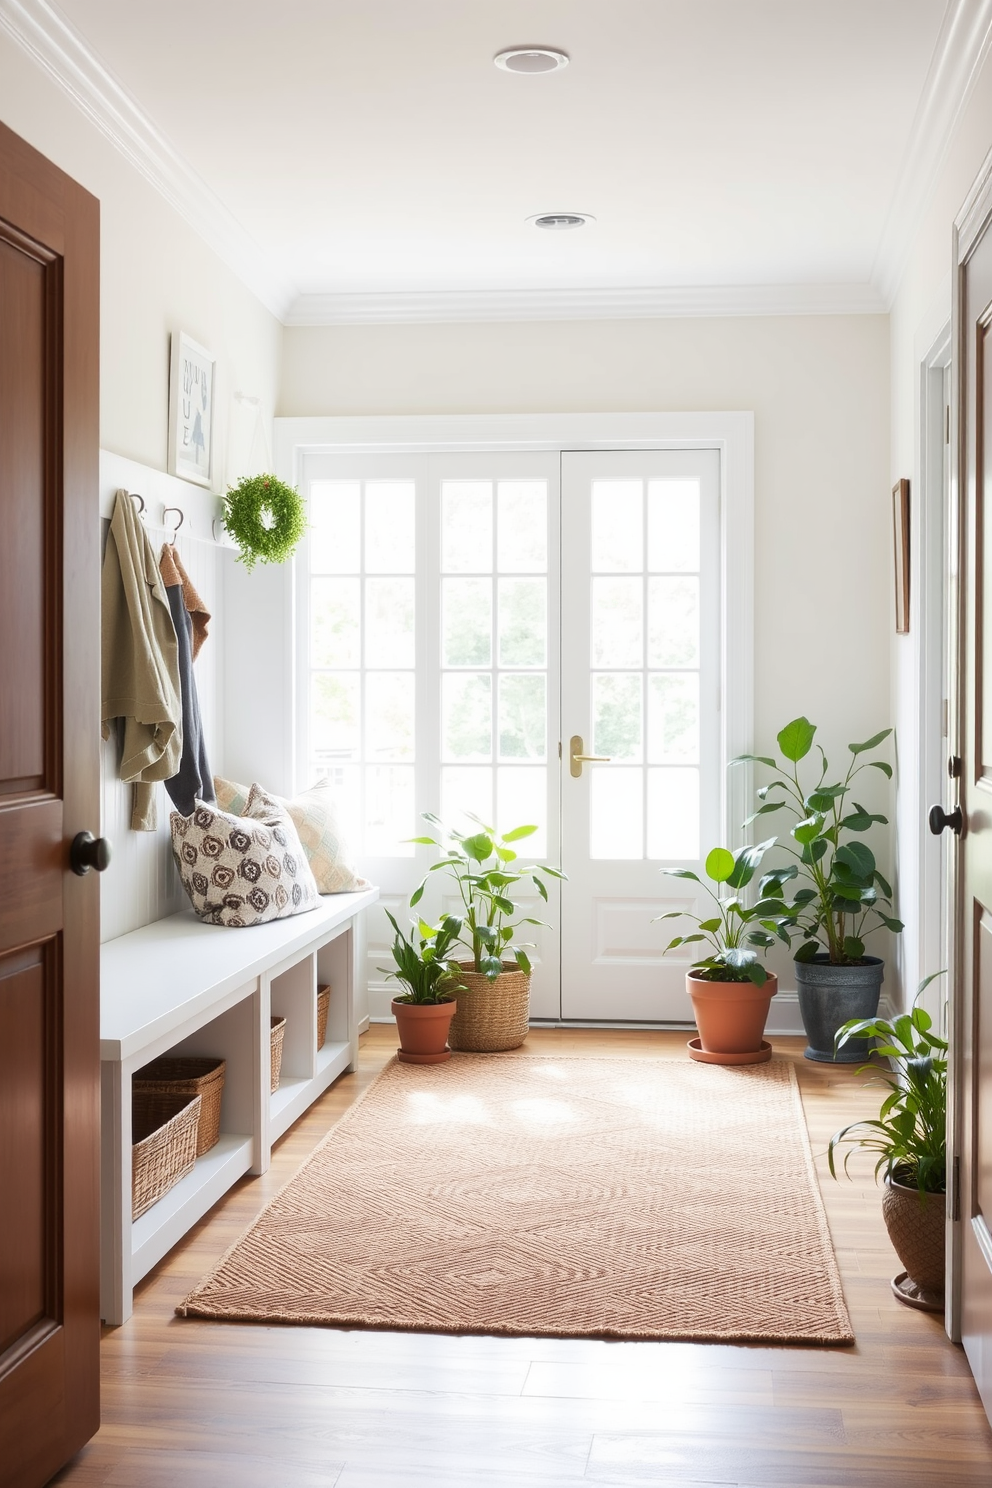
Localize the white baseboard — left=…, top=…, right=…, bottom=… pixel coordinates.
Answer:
left=366, top=990, right=897, bottom=1035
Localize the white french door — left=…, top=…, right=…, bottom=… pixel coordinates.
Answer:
left=560, top=451, right=721, bottom=1021
left=299, top=440, right=728, bottom=1025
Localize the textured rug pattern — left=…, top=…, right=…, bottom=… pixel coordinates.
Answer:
left=178, top=1054, right=853, bottom=1344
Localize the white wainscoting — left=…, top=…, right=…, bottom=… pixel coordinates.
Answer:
left=99, top=452, right=228, bottom=942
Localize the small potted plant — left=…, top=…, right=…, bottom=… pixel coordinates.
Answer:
left=410, top=816, right=564, bottom=1053
left=657, top=838, right=795, bottom=1064
left=733, top=717, right=903, bottom=1062
left=828, top=974, right=946, bottom=1312
left=382, top=911, right=465, bottom=1064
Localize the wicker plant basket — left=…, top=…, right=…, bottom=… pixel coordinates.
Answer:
left=133, top=1056, right=226, bottom=1158
left=131, top=1091, right=201, bottom=1220
left=446, top=963, right=531, bottom=1053
left=316, top=984, right=330, bottom=1050
left=270, top=1015, right=287, bottom=1092
left=882, top=1174, right=946, bottom=1296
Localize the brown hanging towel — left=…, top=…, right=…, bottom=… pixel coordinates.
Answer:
left=101, top=490, right=182, bottom=830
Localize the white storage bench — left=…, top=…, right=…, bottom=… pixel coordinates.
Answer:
left=100, top=887, right=378, bottom=1324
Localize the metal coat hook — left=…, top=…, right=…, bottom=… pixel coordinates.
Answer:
left=128, top=492, right=146, bottom=517
left=162, top=506, right=185, bottom=543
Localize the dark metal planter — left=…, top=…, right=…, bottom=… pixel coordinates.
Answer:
left=793, top=955, right=884, bottom=1063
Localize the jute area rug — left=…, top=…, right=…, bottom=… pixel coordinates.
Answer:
left=178, top=1054, right=853, bottom=1344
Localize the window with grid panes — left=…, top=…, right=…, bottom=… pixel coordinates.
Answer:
left=308, top=479, right=416, bottom=857
left=439, top=479, right=549, bottom=854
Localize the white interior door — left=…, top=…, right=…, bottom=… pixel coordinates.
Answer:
left=559, top=449, right=722, bottom=1022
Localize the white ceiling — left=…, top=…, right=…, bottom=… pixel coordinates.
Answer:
left=14, top=1, right=972, bottom=319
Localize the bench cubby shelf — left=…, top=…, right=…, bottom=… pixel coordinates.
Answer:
left=100, top=887, right=378, bottom=1325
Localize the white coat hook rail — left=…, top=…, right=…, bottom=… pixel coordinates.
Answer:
left=162, top=506, right=185, bottom=543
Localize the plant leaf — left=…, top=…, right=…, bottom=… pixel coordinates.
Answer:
left=849, top=728, right=892, bottom=755
left=502, top=824, right=538, bottom=842
left=777, top=716, right=816, bottom=762
left=705, top=847, right=736, bottom=883
left=835, top=841, right=876, bottom=879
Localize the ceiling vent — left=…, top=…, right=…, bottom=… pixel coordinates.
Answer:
left=530, top=213, right=594, bottom=230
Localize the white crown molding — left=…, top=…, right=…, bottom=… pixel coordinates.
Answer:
left=872, top=0, right=992, bottom=306
left=0, top=0, right=295, bottom=319
left=4, top=0, right=984, bottom=328
left=284, top=281, right=887, bottom=327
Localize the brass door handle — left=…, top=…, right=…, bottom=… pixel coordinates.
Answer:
left=569, top=735, right=612, bottom=778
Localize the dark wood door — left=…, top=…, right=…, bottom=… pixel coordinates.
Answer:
left=0, top=123, right=100, bottom=1483
left=954, top=165, right=992, bottom=1421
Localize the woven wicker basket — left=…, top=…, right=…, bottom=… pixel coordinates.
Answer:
left=131, top=1091, right=201, bottom=1220
left=133, top=1057, right=226, bottom=1158
left=316, top=984, right=330, bottom=1050
left=446, top=964, right=531, bottom=1052
left=270, top=1015, right=287, bottom=1092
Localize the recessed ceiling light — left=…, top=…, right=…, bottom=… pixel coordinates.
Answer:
left=494, top=47, right=569, bottom=74
left=529, top=213, right=594, bottom=230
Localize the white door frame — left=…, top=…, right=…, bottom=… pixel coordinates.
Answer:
left=276, top=412, right=755, bottom=1021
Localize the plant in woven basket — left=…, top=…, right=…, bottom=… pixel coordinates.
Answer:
left=827, top=973, right=947, bottom=1196
left=381, top=911, right=466, bottom=1005
left=223, top=473, right=307, bottom=572
left=409, top=815, right=564, bottom=979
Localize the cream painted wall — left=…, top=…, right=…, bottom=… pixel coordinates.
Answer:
left=0, top=30, right=281, bottom=488
left=282, top=314, right=891, bottom=780
left=889, top=48, right=992, bottom=1015
left=281, top=312, right=894, bottom=1000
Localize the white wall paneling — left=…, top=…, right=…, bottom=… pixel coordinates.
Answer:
left=99, top=451, right=230, bottom=942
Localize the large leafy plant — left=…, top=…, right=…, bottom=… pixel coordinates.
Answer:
left=381, top=911, right=466, bottom=1005
left=410, top=816, right=564, bottom=980
left=733, top=716, right=902, bottom=966
left=827, top=974, right=947, bottom=1196
left=657, top=838, right=795, bottom=985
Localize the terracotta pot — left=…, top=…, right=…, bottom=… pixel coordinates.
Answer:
left=391, top=998, right=457, bottom=1065
left=882, top=1173, right=946, bottom=1302
left=446, top=964, right=530, bottom=1053
left=687, top=973, right=777, bottom=1065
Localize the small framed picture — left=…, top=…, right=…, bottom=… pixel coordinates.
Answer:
left=892, top=478, right=910, bottom=634
left=168, top=332, right=215, bottom=487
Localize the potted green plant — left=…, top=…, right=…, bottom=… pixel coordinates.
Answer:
left=410, top=815, right=564, bottom=1053
left=382, top=911, right=465, bottom=1065
left=828, top=974, right=946, bottom=1312
left=657, top=838, right=794, bottom=1064
left=733, top=717, right=903, bottom=1062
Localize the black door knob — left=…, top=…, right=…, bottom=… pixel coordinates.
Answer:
left=929, top=804, right=963, bottom=836
left=70, top=831, right=112, bottom=875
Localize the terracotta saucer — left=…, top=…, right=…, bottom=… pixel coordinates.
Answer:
left=891, top=1271, right=944, bottom=1313
left=397, top=1048, right=452, bottom=1065
left=687, top=1038, right=772, bottom=1066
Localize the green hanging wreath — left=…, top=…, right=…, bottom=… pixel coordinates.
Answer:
left=223, top=473, right=307, bottom=572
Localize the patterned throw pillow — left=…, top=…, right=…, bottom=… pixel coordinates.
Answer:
left=171, top=789, right=319, bottom=928
left=213, top=775, right=369, bottom=895
left=213, top=775, right=250, bottom=816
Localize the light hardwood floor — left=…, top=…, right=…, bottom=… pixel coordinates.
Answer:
left=53, top=1027, right=992, bottom=1487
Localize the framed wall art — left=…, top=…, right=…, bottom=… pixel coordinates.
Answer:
left=892, top=477, right=910, bottom=634
left=168, top=332, right=215, bottom=487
